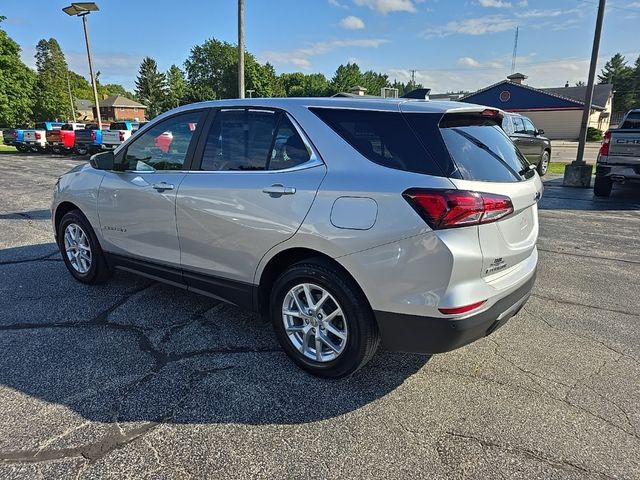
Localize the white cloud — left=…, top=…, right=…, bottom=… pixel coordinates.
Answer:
left=424, top=15, right=517, bottom=36
left=353, top=0, right=418, bottom=14
left=260, top=38, right=388, bottom=69
left=478, top=0, right=512, bottom=8
left=457, top=56, right=481, bottom=67
left=339, top=16, right=366, bottom=29
left=627, top=2, right=640, bottom=8
left=328, top=0, right=348, bottom=8
left=516, top=8, right=577, bottom=18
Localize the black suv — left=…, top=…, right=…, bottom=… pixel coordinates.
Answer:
left=502, top=113, right=552, bottom=175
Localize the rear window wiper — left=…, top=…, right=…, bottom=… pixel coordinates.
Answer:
left=451, top=128, right=522, bottom=180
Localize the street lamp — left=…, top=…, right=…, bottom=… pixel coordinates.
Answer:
left=63, top=2, right=102, bottom=129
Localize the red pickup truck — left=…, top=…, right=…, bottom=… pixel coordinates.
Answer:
left=46, top=123, right=85, bottom=154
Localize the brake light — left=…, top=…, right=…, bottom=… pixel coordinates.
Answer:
left=599, top=130, right=611, bottom=156
left=481, top=109, right=500, bottom=117
left=403, top=189, right=514, bottom=229
left=439, top=300, right=486, bottom=315
left=90, top=131, right=96, bottom=141
left=12, top=131, right=17, bottom=140
left=35, top=132, right=41, bottom=140
left=119, top=131, right=125, bottom=142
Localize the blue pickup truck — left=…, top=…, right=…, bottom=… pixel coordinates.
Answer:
left=74, top=124, right=105, bottom=155
left=2, top=127, right=30, bottom=152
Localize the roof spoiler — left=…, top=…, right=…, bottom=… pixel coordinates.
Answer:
left=401, top=88, right=431, bottom=100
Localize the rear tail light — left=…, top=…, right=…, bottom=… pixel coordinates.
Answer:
left=599, top=130, right=611, bottom=156
left=119, top=131, right=125, bottom=142
left=35, top=132, right=41, bottom=140
left=403, top=189, right=513, bottom=229
left=439, top=300, right=486, bottom=315
left=12, top=131, right=17, bottom=140
left=90, top=131, right=96, bottom=141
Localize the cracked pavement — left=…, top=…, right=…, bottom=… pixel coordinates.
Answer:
left=0, top=151, right=639, bottom=479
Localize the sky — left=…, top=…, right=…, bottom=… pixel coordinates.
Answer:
left=1, top=0, right=639, bottom=94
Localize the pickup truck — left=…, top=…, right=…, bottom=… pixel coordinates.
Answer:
left=24, top=122, right=64, bottom=152
left=595, top=109, right=640, bottom=197
left=101, top=121, right=137, bottom=149
left=74, top=124, right=108, bottom=155
left=3, top=128, right=29, bottom=152
left=46, top=123, right=85, bottom=154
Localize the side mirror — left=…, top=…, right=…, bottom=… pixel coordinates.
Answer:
left=89, top=151, right=115, bottom=170
left=536, top=129, right=545, bottom=136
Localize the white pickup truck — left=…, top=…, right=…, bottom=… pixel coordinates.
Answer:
left=595, top=109, right=640, bottom=197
left=23, top=122, right=64, bottom=152
left=101, top=121, right=138, bottom=149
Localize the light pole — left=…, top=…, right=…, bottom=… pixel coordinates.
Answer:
left=63, top=3, right=102, bottom=129
left=238, top=0, right=245, bottom=99
left=563, top=0, right=606, bottom=187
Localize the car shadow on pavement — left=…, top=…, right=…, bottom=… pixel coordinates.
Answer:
left=539, top=177, right=640, bottom=211
left=0, top=243, right=430, bottom=426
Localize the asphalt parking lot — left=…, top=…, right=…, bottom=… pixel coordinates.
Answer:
left=1, top=151, right=639, bottom=479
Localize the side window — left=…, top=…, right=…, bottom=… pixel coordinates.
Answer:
left=523, top=118, right=536, bottom=135
left=502, top=116, right=514, bottom=135
left=124, top=111, right=201, bottom=171
left=201, top=109, right=278, bottom=171
left=268, top=116, right=311, bottom=170
left=512, top=117, right=526, bottom=134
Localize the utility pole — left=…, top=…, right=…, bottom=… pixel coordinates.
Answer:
left=563, top=0, right=606, bottom=187
left=238, top=0, right=245, bottom=99
left=81, top=13, right=102, bottom=129
left=67, top=70, right=76, bottom=122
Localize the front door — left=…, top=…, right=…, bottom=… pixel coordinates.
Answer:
left=176, top=108, right=326, bottom=294
left=97, top=110, right=204, bottom=267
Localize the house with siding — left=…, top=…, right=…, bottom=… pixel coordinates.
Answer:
left=460, top=73, right=614, bottom=139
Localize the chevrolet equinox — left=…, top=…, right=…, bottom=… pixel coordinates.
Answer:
left=52, top=98, right=541, bottom=378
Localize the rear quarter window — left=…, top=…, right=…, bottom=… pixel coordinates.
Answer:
left=621, top=112, right=640, bottom=129
left=437, top=113, right=533, bottom=182
left=309, top=108, right=443, bottom=176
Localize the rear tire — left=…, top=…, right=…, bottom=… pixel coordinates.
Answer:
left=537, top=150, right=550, bottom=176
left=51, top=146, right=62, bottom=155
left=270, top=259, right=380, bottom=378
left=16, top=144, right=29, bottom=153
left=75, top=146, right=88, bottom=156
left=593, top=176, right=612, bottom=197
left=58, top=210, right=112, bottom=285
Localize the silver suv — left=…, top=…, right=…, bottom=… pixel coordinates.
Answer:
left=52, top=98, right=541, bottom=378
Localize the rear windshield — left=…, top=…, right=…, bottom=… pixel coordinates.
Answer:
left=621, top=112, right=640, bottom=129
left=309, top=108, right=443, bottom=176
left=110, top=122, right=128, bottom=130
left=436, top=113, right=533, bottom=182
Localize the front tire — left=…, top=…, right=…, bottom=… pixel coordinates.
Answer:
left=593, top=176, right=612, bottom=197
left=58, top=210, right=112, bottom=284
left=537, top=150, right=550, bottom=176
left=270, top=259, right=380, bottom=378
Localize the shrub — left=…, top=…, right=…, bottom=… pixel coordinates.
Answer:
left=587, top=127, right=603, bottom=142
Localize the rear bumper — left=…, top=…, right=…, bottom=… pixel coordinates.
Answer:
left=596, top=164, right=640, bottom=182
left=374, top=271, right=535, bottom=354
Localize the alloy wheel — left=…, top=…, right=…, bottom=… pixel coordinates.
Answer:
left=63, top=223, right=92, bottom=274
left=282, top=283, right=348, bottom=362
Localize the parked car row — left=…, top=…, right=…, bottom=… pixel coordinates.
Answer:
left=2, top=120, right=147, bottom=155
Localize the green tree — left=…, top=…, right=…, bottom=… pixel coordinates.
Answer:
left=184, top=38, right=238, bottom=100
left=135, top=56, right=166, bottom=118
left=302, top=73, right=329, bottom=97
left=361, top=70, right=389, bottom=96
left=0, top=18, right=36, bottom=126
left=164, top=64, right=186, bottom=110
left=329, top=62, right=362, bottom=95
left=33, top=38, right=70, bottom=121
left=598, top=53, right=634, bottom=112
left=246, top=61, right=282, bottom=97
left=279, top=72, right=305, bottom=96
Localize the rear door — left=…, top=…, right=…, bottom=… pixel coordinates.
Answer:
left=511, top=116, right=539, bottom=164
left=176, top=108, right=326, bottom=291
left=435, top=112, right=543, bottom=279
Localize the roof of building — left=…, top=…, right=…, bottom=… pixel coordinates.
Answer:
left=461, top=79, right=613, bottom=110
left=74, top=98, right=94, bottom=110
left=507, top=72, right=528, bottom=80
left=98, top=95, right=147, bottom=108
left=541, top=84, right=613, bottom=109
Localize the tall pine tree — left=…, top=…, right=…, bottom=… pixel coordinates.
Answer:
left=33, top=38, right=70, bottom=121
left=164, top=64, right=186, bottom=110
left=135, top=57, right=166, bottom=119
left=598, top=53, right=635, bottom=112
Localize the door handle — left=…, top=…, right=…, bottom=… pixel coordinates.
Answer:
left=152, top=182, right=175, bottom=192
left=262, top=184, right=296, bottom=196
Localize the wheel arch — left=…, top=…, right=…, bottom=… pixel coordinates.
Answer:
left=256, top=247, right=372, bottom=317
left=54, top=201, right=82, bottom=234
